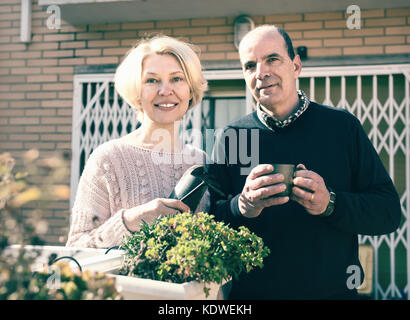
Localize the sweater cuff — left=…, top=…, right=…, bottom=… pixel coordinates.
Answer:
left=319, top=190, right=343, bottom=223
left=118, top=209, right=133, bottom=236
left=230, top=194, right=243, bottom=218
left=100, top=209, right=133, bottom=246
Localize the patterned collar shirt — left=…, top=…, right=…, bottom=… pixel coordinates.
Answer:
left=256, top=90, right=310, bottom=131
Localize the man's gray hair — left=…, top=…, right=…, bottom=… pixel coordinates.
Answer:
left=239, top=25, right=295, bottom=60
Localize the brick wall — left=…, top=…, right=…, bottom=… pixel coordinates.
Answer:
left=0, top=0, right=409, bottom=245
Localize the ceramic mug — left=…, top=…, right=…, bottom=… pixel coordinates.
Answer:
left=265, top=164, right=296, bottom=197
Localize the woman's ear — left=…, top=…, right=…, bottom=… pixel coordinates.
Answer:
left=188, top=90, right=194, bottom=106
left=187, top=98, right=193, bottom=109
left=134, top=96, right=141, bottom=107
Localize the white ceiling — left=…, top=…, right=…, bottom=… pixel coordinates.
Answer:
left=38, top=0, right=410, bottom=25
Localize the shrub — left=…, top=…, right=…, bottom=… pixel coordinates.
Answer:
left=119, top=212, right=270, bottom=296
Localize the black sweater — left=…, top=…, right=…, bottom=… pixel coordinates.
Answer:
left=208, top=101, right=401, bottom=299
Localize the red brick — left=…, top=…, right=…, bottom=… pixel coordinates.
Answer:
left=40, top=134, right=71, bottom=141
left=43, top=34, right=75, bottom=42
left=75, top=48, right=102, bottom=57
left=386, top=8, right=410, bottom=17
left=27, top=75, right=58, bottom=83
left=41, top=100, right=73, bottom=108
left=25, top=109, right=56, bottom=116
left=173, top=27, right=207, bottom=36
left=9, top=134, right=39, bottom=141
left=41, top=117, right=72, bottom=124
left=365, top=17, right=406, bottom=27
left=157, top=20, right=189, bottom=28
left=104, top=31, right=137, bottom=39
left=385, top=45, right=410, bottom=54
left=309, top=47, right=342, bottom=57
left=265, top=14, right=303, bottom=23
left=304, top=30, right=343, bottom=38
left=191, top=18, right=226, bottom=26
left=11, top=51, right=41, bottom=59
left=86, top=56, right=119, bottom=64
left=9, top=117, right=40, bottom=124
left=23, top=142, right=56, bottom=149
left=43, top=50, right=74, bottom=58
left=25, top=125, right=56, bottom=132
left=324, top=38, right=362, bottom=47
left=343, top=46, right=383, bottom=55
left=26, top=92, right=57, bottom=100
left=209, top=26, right=232, bottom=34
left=386, top=26, right=410, bottom=35
left=11, top=67, right=41, bottom=75
left=365, top=36, right=405, bottom=45
left=10, top=100, right=40, bottom=108
left=10, top=84, right=41, bottom=91
left=0, top=92, right=25, bottom=100
left=89, top=24, right=121, bottom=32
left=360, top=9, right=385, bottom=18
left=304, top=12, right=342, bottom=21
left=27, top=59, right=58, bottom=66
left=88, top=40, right=120, bottom=48
left=43, top=67, right=73, bottom=74
left=121, top=22, right=154, bottom=30
left=60, top=41, right=86, bottom=49
left=58, top=58, right=85, bottom=66
left=76, top=32, right=104, bottom=40
left=0, top=142, right=23, bottom=149
left=285, top=21, right=323, bottom=30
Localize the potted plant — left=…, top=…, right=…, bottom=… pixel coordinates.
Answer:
left=115, top=211, right=270, bottom=299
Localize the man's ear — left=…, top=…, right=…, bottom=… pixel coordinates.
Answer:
left=293, top=54, right=302, bottom=78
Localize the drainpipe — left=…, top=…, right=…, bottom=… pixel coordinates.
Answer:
left=20, top=0, right=32, bottom=43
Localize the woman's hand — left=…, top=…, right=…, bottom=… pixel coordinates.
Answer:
left=123, top=198, right=191, bottom=232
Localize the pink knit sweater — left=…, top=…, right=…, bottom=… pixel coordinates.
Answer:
left=66, top=138, right=210, bottom=248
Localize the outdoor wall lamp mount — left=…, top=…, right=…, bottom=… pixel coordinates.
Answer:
left=233, top=15, right=255, bottom=50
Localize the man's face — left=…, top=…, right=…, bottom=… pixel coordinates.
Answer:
left=239, top=31, right=301, bottom=112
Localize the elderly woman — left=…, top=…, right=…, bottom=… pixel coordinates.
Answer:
left=66, top=36, right=209, bottom=248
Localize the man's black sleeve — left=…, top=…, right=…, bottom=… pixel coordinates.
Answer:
left=324, top=117, right=402, bottom=235
left=206, top=129, right=243, bottom=224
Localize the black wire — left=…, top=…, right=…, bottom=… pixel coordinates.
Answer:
left=51, top=256, right=82, bottom=272
left=105, top=246, right=120, bottom=254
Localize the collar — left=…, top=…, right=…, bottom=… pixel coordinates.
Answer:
left=257, top=90, right=310, bottom=130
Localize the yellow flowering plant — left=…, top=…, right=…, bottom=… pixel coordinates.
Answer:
left=119, top=212, right=270, bottom=296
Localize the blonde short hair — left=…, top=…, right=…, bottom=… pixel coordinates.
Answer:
left=114, top=35, right=207, bottom=115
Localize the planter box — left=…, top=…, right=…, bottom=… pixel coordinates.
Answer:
left=3, top=245, right=228, bottom=300
left=73, top=251, right=228, bottom=300
left=3, top=245, right=123, bottom=273
left=112, top=274, right=224, bottom=300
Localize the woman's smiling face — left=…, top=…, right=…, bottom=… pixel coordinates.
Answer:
left=139, top=53, right=191, bottom=126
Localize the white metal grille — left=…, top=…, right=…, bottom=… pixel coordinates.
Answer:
left=71, top=74, right=138, bottom=207
left=297, top=64, right=410, bottom=300
left=71, top=64, right=410, bottom=299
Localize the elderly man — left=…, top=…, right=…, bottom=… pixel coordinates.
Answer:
left=208, top=25, right=401, bottom=299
